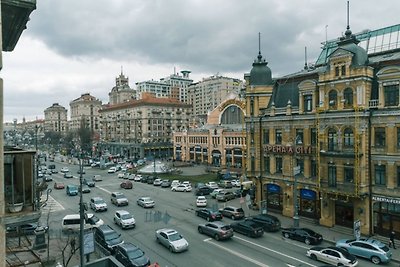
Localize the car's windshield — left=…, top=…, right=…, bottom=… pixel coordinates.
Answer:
left=94, top=199, right=104, bottom=204
left=168, top=233, right=182, bottom=241
left=127, top=248, right=144, bottom=259
left=105, top=232, right=120, bottom=241
left=121, top=214, right=132, bottom=220
left=116, top=195, right=126, bottom=199
left=89, top=215, right=100, bottom=223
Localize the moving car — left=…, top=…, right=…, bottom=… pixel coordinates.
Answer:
left=120, top=180, right=133, bottom=189
left=114, top=242, right=150, bottom=267
left=171, top=184, right=192, bottom=192
left=336, top=238, right=392, bottom=264
left=306, top=246, right=358, bottom=267
left=93, top=175, right=103, bottom=181
left=219, top=206, right=245, bottom=220
left=196, top=196, right=207, bottom=207
left=54, top=182, right=65, bottom=189
left=66, top=185, right=78, bottom=196
left=90, top=197, right=108, bottom=212
left=137, top=197, right=155, bottom=208
left=195, top=186, right=213, bottom=196
left=215, top=191, right=236, bottom=202
left=155, top=228, right=189, bottom=253
left=60, top=167, right=69, bottom=173
left=94, top=224, right=124, bottom=254
left=198, top=221, right=234, bottom=241
left=282, top=227, right=323, bottom=245
left=80, top=184, right=91, bottom=194
left=64, top=172, right=73, bottom=179
left=114, top=210, right=136, bottom=229
left=83, top=178, right=95, bottom=187
left=245, top=214, right=281, bottom=232
left=230, top=221, right=264, bottom=238
left=111, top=192, right=129, bottom=206
left=195, top=208, right=223, bottom=221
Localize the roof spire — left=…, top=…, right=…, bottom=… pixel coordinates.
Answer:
left=344, top=1, right=352, bottom=38
left=121, top=65, right=123, bottom=75
left=304, top=46, right=308, bottom=70
left=258, top=32, right=262, bottom=61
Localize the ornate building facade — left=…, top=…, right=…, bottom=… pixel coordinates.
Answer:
left=245, top=23, right=400, bottom=236
left=43, top=103, right=68, bottom=134
left=69, top=93, right=102, bottom=134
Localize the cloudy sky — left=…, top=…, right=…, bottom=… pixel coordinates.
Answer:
left=2, top=0, right=400, bottom=123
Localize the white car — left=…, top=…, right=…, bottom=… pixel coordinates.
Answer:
left=60, top=167, right=69, bottom=173
left=306, top=246, right=358, bottom=266
left=196, top=196, right=207, bottom=207
left=114, top=210, right=135, bottom=229
left=155, top=228, right=189, bottom=253
left=117, top=172, right=125, bottom=179
left=133, top=175, right=142, bottom=182
left=171, top=184, right=192, bottom=192
left=210, top=189, right=225, bottom=198
left=137, top=197, right=155, bottom=208
left=108, top=167, right=117, bottom=173
left=231, top=180, right=241, bottom=187
left=205, top=182, right=219, bottom=189
left=182, top=181, right=191, bottom=187
left=171, top=180, right=180, bottom=187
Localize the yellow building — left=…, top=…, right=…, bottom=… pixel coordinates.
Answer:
left=245, top=23, right=400, bottom=236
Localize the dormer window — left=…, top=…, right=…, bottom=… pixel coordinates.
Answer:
left=341, top=65, right=346, bottom=76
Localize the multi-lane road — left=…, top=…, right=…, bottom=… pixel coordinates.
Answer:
left=43, top=161, right=387, bottom=267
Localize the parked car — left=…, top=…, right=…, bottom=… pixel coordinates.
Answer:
left=231, top=179, right=241, bottom=187
left=83, top=178, right=95, bottom=187
left=210, top=189, right=225, bottom=198
left=171, top=184, right=192, bottom=192
left=198, top=221, right=234, bottom=241
left=155, top=228, right=189, bottom=253
left=120, top=180, right=133, bottom=189
left=195, top=186, right=213, bottom=196
left=137, top=197, right=155, bottom=208
left=218, top=180, right=233, bottom=188
left=54, top=182, right=65, bottom=189
left=196, top=196, right=207, bottom=207
left=245, top=214, right=281, bottom=232
left=66, top=185, right=78, bottom=196
left=133, top=175, right=142, bottom=182
left=282, top=227, right=323, bottom=245
left=6, top=223, right=48, bottom=236
left=195, top=208, right=223, bottom=221
left=93, top=175, right=103, bottom=181
left=219, top=206, right=245, bottom=220
left=90, top=197, right=108, bottom=212
left=111, top=192, right=129, bottom=206
left=117, top=172, right=125, bottom=179
left=108, top=167, right=117, bottom=173
left=94, top=224, right=124, bottom=254
left=146, top=176, right=156, bottom=184
left=205, top=181, right=219, bottom=189
left=114, top=242, right=150, bottom=267
left=216, top=191, right=236, bottom=202
left=336, top=238, right=392, bottom=264
left=306, top=246, right=358, bottom=267
left=114, top=210, right=136, bottom=229
left=171, top=180, right=180, bottom=187
left=230, top=221, right=264, bottom=238
left=160, top=179, right=171, bottom=188
left=64, top=172, right=73, bottom=179
left=153, top=178, right=163, bottom=186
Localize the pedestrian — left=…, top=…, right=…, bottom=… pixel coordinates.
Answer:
left=389, top=230, right=396, bottom=249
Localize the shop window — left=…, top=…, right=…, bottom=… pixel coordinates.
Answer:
left=263, top=129, right=269, bottom=144
left=374, top=127, right=386, bottom=147
left=304, top=95, right=312, bottom=112
left=328, top=164, right=337, bottom=187
left=264, top=156, right=270, bottom=174
left=343, top=88, right=353, bottom=108
left=343, top=128, right=354, bottom=147
left=328, top=128, right=338, bottom=151
left=384, top=84, right=399, bottom=107
left=275, top=129, right=282, bottom=144
left=328, top=90, right=337, bottom=109
left=375, top=164, right=386, bottom=185
left=275, top=157, right=282, bottom=174
left=344, top=164, right=354, bottom=183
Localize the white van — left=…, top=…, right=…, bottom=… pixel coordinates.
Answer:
left=62, top=213, right=104, bottom=232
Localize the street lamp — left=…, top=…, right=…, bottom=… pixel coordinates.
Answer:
left=78, top=152, right=86, bottom=266
left=292, top=135, right=302, bottom=227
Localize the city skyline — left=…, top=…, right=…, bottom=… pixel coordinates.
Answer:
left=2, top=0, right=400, bottom=123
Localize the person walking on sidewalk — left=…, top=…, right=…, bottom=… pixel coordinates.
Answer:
left=389, top=230, right=396, bottom=249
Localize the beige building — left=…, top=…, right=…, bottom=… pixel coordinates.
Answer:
left=109, top=71, right=135, bottom=105
left=70, top=93, right=102, bottom=134
left=44, top=103, right=68, bottom=134
left=187, top=75, right=244, bottom=121
left=99, top=93, right=192, bottom=160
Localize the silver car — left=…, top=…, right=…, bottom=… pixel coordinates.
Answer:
left=198, top=221, right=234, bottom=241
left=155, top=228, right=188, bottom=253
left=137, top=197, right=155, bottom=208
left=306, top=246, right=358, bottom=266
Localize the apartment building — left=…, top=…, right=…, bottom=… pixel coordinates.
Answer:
left=70, top=93, right=102, bottom=134
left=109, top=71, right=135, bottom=105
left=43, top=103, right=68, bottom=134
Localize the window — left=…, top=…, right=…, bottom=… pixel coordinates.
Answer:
left=328, top=90, right=337, bottom=109
left=328, top=128, right=338, bottom=151
left=397, top=127, right=400, bottom=148
left=296, top=159, right=304, bottom=176
left=264, top=156, right=270, bottom=174
left=311, top=128, right=317, bottom=145
left=328, top=164, right=337, bottom=187
left=296, top=129, right=303, bottom=145
left=343, top=128, right=354, bottom=147
left=335, top=66, right=340, bottom=76
left=344, top=164, right=354, bottom=183
left=343, top=88, right=353, bottom=108
left=341, top=65, right=346, bottom=76
left=374, top=127, right=386, bottom=147
left=397, top=166, right=400, bottom=187
left=275, top=157, right=282, bottom=174
left=375, top=164, right=386, bottom=185
left=384, top=85, right=399, bottom=107
left=304, top=95, right=312, bottom=112
left=275, top=129, right=282, bottom=145
left=263, top=129, right=269, bottom=144
left=311, top=160, right=317, bottom=178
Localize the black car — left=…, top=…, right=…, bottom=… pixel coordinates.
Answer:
left=230, top=221, right=264, bottom=238
left=83, top=178, right=95, bottom=187
left=6, top=223, right=48, bottom=236
left=114, top=242, right=150, bottom=267
left=94, top=225, right=124, bottom=254
left=281, top=227, right=323, bottom=245
left=195, top=186, right=213, bottom=196
left=195, top=208, right=223, bottom=221
left=146, top=176, right=155, bottom=184
left=245, top=214, right=281, bottom=232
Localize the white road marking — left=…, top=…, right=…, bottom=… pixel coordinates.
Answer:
left=97, top=186, right=112, bottom=194
left=233, top=236, right=317, bottom=267
left=205, top=239, right=270, bottom=267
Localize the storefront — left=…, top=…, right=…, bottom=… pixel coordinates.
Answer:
left=265, top=184, right=282, bottom=212
left=212, top=150, right=221, bottom=167
left=373, top=195, right=400, bottom=237
left=335, top=200, right=354, bottom=228
left=299, top=189, right=319, bottom=219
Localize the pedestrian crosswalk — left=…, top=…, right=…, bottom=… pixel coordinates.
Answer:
left=41, top=195, right=65, bottom=214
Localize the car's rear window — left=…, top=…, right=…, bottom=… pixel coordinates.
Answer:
left=221, top=226, right=232, bottom=231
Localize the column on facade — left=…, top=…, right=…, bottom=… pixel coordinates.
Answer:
left=387, top=124, right=396, bottom=154
left=378, top=82, right=385, bottom=108
left=299, top=93, right=304, bottom=114
left=387, top=161, right=396, bottom=189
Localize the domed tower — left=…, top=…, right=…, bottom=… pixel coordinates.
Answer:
left=249, top=50, right=273, bottom=86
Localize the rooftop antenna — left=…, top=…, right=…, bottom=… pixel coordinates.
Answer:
left=121, top=65, right=123, bottom=75
left=258, top=32, right=261, bottom=56
left=347, top=1, right=350, bottom=31
left=304, top=46, right=308, bottom=70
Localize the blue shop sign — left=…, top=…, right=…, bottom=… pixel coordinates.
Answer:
left=266, top=183, right=281, bottom=193
left=300, top=189, right=316, bottom=200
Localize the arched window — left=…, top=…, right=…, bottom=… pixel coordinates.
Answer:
left=328, top=128, right=338, bottom=151
left=343, top=88, right=353, bottom=108
left=328, top=90, right=337, bottom=109
left=343, top=128, right=354, bottom=147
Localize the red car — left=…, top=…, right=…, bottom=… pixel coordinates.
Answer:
left=54, top=182, right=65, bottom=189
left=120, top=180, right=133, bottom=189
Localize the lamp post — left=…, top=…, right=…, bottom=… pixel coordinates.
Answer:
left=292, top=136, right=301, bottom=228
left=78, top=152, right=85, bottom=266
